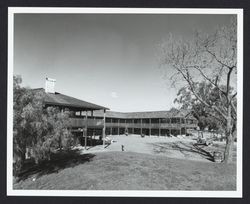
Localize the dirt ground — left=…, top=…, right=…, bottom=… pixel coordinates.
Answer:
left=76, top=134, right=236, bottom=163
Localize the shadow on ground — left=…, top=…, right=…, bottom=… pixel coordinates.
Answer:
left=16, top=150, right=96, bottom=182
left=79, top=137, right=103, bottom=147
left=152, top=141, right=214, bottom=162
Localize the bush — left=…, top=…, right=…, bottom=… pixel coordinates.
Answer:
left=13, top=75, right=73, bottom=174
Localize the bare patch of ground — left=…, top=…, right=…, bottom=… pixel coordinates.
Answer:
left=78, top=135, right=236, bottom=163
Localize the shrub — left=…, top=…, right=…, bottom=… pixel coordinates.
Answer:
left=13, top=75, right=73, bottom=175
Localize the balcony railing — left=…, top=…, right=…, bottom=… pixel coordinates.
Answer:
left=70, top=118, right=104, bottom=127
left=70, top=118, right=197, bottom=129
left=105, top=123, right=197, bottom=129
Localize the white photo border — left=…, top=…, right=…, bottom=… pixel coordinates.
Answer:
left=7, top=7, right=243, bottom=197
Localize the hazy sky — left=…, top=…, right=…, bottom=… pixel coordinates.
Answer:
left=14, top=14, right=232, bottom=112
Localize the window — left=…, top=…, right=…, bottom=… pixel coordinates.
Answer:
left=142, top=119, right=149, bottom=124
left=120, top=119, right=125, bottom=123
left=134, top=119, right=141, bottom=124
left=176, top=118, right=180, bottom=124
left=151, top=118, right=159, bottom=123
left=106, top=118, right=112, bottom=123
left=171, top=118, right=176, bottom=124
left=126, top=119, right=133, bottom=123
left=160, top=118, right=170, bottom=123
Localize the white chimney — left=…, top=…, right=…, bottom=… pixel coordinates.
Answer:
left=45, top=77, right=56, bottom=93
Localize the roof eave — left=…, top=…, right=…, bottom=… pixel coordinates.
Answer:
left=44, top=102, right=108, bottom=111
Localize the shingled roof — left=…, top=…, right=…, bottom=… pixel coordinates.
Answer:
left=32, top=88, right=195, bottom=119
left=33, top=88, right=109, bottom=111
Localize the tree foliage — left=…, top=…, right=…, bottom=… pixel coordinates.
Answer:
left=159, top=16, right=237, bottom=162
left=13, top=75, right=73, bottom=174
left=174, top=81, right=236, bottom=132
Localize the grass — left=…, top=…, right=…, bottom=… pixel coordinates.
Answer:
left=15, top=150, right=95, bottom=182
left=14, top=150, right=236, bottom=190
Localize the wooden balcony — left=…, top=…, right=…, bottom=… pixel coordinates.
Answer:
left=70, top=118, right=104, bottom=127
left=70, top=118, right=197, bottom=129
left=105, top=122, right=197, bottom=129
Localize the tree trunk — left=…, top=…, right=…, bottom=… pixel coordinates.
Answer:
left=223, top=105, right=234, bottom=163
left=224, top=131, right=234, bottom=163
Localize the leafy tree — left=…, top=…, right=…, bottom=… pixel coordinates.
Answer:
left=174, top=81, right=235, bottom=133
left=159, top=17, right=237, bottom=162
left=13, top=75, right=73, bottom=174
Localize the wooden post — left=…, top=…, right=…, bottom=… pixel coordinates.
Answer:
left=110, top=118, right=113, bottom=135
left=118, top=119, right=120, bottom=135
left=91, top=110, right=93, bottom=145
left=140, top=119, right=142, bottom=135
left=159, top=119, right=160, bottom=137
left=170, top=118, right=172, bottom=136
left=179, top=117, right=181, bottom=136
left=93, top=116, right=95, bottom=140
left=103, top=109, right=106, bottom=148
left=132, top=119, right=134, bottom=134
left=149, top=118, right=151, bottom=136
left=84, top=110, right=88, bottom=150
left=184, top=118, right=187, bottom=136
left=125, top=118, right=127, bottom=135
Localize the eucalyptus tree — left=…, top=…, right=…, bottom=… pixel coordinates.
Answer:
left=159, top=17, right=237, bottom=162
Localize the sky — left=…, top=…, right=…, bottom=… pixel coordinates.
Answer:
left=14, top=13, right=232, bottom=112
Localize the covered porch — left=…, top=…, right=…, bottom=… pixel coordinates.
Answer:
left=42, top=89, right=109, bottom=149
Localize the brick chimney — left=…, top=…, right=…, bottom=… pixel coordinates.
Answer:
left=45, top=77, right=56, bottom=93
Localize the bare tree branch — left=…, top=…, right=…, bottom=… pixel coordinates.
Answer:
left=173, top=65, right=228, bottom=120
left=230, top=100, right=237, bottom=116
left=205, top=47, right=236, bottom=70
left=187, top=65, right=227, bottom=97
left=232, top=92, right=237, bottom=99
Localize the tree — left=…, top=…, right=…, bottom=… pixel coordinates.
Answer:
left=13, top=75, right=35, bottom=172
left=174, top=81, right=235, bottom=133
left=159, top=17, right=237, bottom=163
left=13, top=75, right=73, bottom=174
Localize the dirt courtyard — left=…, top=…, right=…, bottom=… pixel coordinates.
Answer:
left=76, top=134, right=236, bottom=163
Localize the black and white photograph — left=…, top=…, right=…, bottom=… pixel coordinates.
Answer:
left=7, top=8, right=243, bottom=197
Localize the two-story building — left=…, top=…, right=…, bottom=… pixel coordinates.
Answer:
left=70, top=109, right=197, bottom=137
left=34, top=78, right=198, bottom=147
